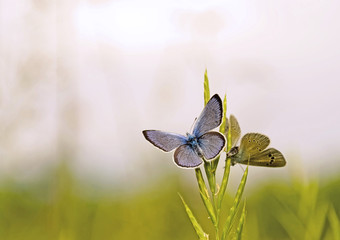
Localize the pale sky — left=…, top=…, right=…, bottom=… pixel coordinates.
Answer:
left=1, top=0, right=340, bottom=185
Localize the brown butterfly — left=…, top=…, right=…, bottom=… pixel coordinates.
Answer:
left=226, top=115, right=286, bottom=167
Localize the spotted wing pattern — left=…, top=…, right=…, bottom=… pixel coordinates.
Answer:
left=238, top=148, right=286, bottom=167
left=231, top=133, right=286, bottom=167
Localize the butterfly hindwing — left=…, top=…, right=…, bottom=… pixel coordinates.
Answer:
left=174, top=144, right=203, bottom=168
left=193, top=94, right=223, bottom=137
left=142, top=130, right=187, bottom=152
left=238, top=148, right=286, bottom=167
left=198, top=131, right=226, bottom=160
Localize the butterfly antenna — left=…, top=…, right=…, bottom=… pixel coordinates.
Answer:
left=190, top=117, right=197, bottom=133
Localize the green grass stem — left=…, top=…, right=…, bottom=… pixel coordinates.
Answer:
left=204, top=161, right=217, bottom=196
left=204, top=69, right=210, bottom=106
left=195, top=168, right=217, bottom=227
left=217, top=157, right=231, bottom=216
left=234, top=202, right=247, bottom=240
left=329, top=204, right=340, bottom=240
left=217, top=113, right=232, bottom=216
left=221, top=166, right=248, bottom=240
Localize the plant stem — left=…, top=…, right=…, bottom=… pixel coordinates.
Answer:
left=195, top=168, right=217, bottom=227
left=204, top=160, right=216, bottom=196
left=216, top=227, right=220, bottom=240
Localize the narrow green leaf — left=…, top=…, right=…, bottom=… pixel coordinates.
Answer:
left=217, top=113, right=232, bottom=214
left=329, top=204, right=340, bottom=240
left=195, top=168, right=217, bottom=227
left=274, top=199, right=305, bottom=240
left=221, top=166, right=249, bottom=240
left=309, top=202, right=328, bottom=240
left=204, top=69, right=210, bottom=106
left=178, top=193, right=209, bottom=240
left=217, top=157, right=231, bottom=213
left=234, top=202, right=247, bottom=240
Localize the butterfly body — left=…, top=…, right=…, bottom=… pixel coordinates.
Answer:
left=186, top=133, right=204, bottom=158
left=143, top=94, right=226, bottom=168
left=227, top=146, right=239, bottom=165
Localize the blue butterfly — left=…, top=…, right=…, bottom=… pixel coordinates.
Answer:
left=143, top=94, right=226, bottom=168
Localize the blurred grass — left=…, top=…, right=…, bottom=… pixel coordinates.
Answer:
left=1, top=162, right=340, bottom=240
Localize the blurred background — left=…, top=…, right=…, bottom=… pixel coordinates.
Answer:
left=1, top=0, right=340, bottom=239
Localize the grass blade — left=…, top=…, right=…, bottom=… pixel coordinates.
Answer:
left=195, top=168, right=217, bottom=227
left=217, top=112, right=232, bottom=213
left=217, top=157, right=231, bottom=213
left=329, top=204, right=340, bottom=240
left=306, top=202, right=328, bottom=240
left=204, top=69, right=210, bottom=105
left=178, top=193, right=209, bottom=240
left=221, top=166, right=249, bottom=240
left=234, top=201, right=247, bottom=240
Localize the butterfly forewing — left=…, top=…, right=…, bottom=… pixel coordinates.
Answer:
left=198, top=132, right=226, bottom=160
left=192, top=94, right=223, bottom=137
left=238, top=148, right=286, bottom=167
left=239, top=133, right=270, bottom=156
left=174, top=144, right=203, bottom=168
left=229, top=114, right=241, bottom=147
left=142, top=130, right=187, bottom=152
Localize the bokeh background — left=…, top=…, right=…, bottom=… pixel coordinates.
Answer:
left=1, top=0, right=340, bottom=239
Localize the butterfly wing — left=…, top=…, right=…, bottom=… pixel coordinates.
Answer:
left=229, top=114, right=241, bottom=147
left=174, top=144, right=203, bottom=168
left=142, top=130, right=187, bottom=152
left=238, top=148, right=286, bottom=167
left=238, top=133, right=270, bottom=156
left=231, top=133, right=286, bottom=167
left=230, top=133, right=269, bottom=164
left=198, top=132, right=226, bottom=160
left=193, top=94, right=223, bottom=137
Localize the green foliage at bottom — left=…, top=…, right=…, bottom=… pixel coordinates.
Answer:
left=0, top=163, right=340, bottom=240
